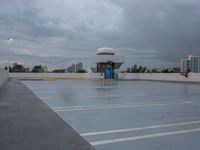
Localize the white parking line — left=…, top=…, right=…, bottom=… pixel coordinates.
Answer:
left=52, top=101, right=186, bottom=110
left=90, top=128, right=200, bottom=146
left=53, top=101, right=190, bottom=112
left=81, top=120, right=200, bottom=136
left=52, top=103, right=131, bottom=109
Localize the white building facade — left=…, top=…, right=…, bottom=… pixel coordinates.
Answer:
left=66, top=63, right=83, bottom=73
left=188, top=55, right=199, bottom=72
left=180, top=55, right=200, bottom=73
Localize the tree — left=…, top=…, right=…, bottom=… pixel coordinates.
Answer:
left=77, top=69, right=87, bottom=73
left=131, top=64, right=138, bottom=73
left=152, top=68, right=159, bottom=73
left=129, top=64, right=147, bottom=73
left=126, top=67, right=131, bottom=73
left=161, top=68, right=168, bottom=73
left=138, top=65, right=143, bottom=72
left=31, top=65, right=44, bottom=73
left=141, top=67, right=147, bottom=73
left=51, top=69, right=65, bottom=73
left=160, top=68, right=173, bottom=73
left=11, top=63, right=25, bottom=72
left=4, top=66, right=8, bottom=70
left=130, top=65, right=135, bottom=73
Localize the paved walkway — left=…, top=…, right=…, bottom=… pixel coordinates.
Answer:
left=0, top=78, right=95, bottom=150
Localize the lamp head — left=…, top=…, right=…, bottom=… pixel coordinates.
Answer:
left=8, top=38, right=13, bottom=44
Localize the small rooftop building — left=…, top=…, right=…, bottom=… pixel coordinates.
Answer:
left=92, top=47, right=124, bottom=79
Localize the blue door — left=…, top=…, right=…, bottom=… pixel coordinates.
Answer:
left=105, top=66, right=112, bottom=79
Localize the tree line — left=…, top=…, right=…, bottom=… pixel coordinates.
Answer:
left=4, top=63, right=47, bottom=73
left=4, top=63, right=87, bottom=73
left=125, top=64, right=178, bottom=73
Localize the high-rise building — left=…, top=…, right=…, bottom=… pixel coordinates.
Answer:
left=180, top=55, right=199, bottom=73
left=66, top=63, right=83, bottom=73
left=180, top=59, right=190, bottom=72
left=188, top=55, right=199, bottom=72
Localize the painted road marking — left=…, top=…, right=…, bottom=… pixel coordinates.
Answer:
left=0, top=97, right=37, bottom=100
left=81, top=120, right=200, bottom=136
left=52, top=102, right=173, bottom=109
left=90, top=128, right=200, bottom=146
left=52, top=101, right=186, bottom=110
left=53, top=101, right=190, bottom=112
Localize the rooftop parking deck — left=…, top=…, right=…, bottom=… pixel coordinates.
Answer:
left=23, top=79, right=200, bottom=150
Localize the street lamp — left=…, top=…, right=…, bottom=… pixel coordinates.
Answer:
left=8, top=38, right=13, bottom=73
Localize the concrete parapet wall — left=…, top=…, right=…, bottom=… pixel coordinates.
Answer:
left=9, top=72, right=200, bottom=82
left=0, top=69, right=8, bottom=87
left=118, top=73, right=200, bottom=82
left=118, top=73, right=139, bottom=79
left=138, top=73, right=200, bottom=82
left=10, top=73, right=104, bottom=80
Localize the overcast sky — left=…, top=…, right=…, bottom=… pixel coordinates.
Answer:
left=0, top=0, right=200, bottom=69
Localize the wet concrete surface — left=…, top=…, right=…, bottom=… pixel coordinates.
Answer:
left=23, top=80, right=200, bottom=150
left=0, top=78, right=95, bottom=150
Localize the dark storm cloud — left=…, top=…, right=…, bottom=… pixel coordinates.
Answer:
left=108, top=0, right=200, bottom=61
left=0, top=0, right=200, bottom=68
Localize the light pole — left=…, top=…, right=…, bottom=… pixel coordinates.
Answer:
left=7, top=38, right=13, bottom=73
